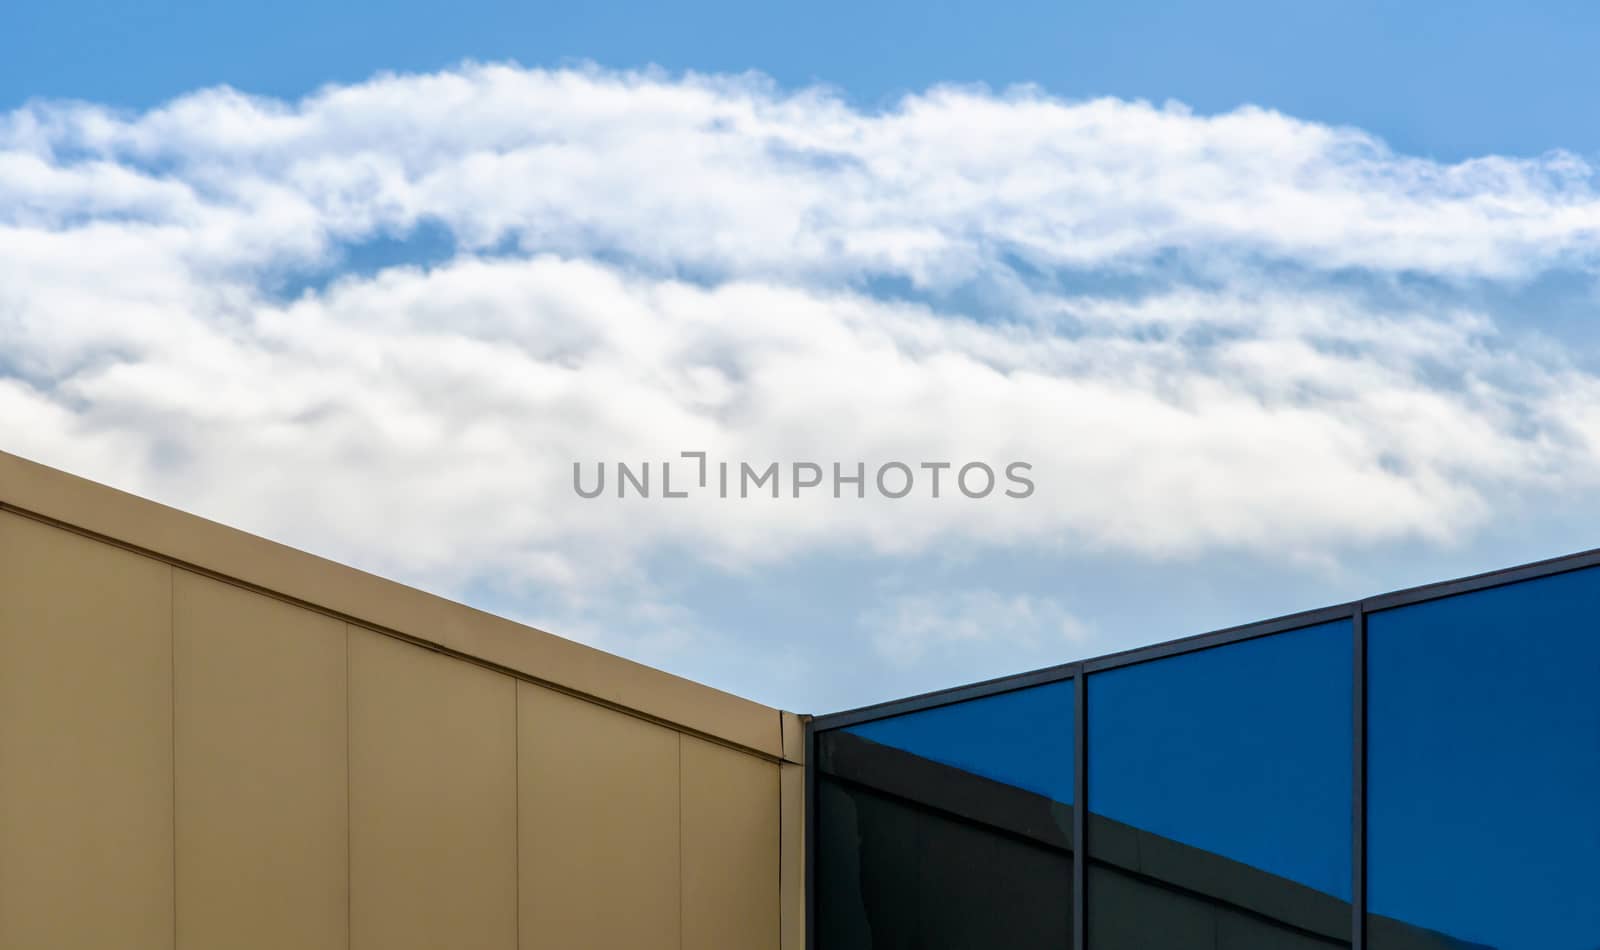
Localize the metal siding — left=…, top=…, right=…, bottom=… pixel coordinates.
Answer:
left=349, top=627, right=517, bottom=950
left=682, top=735, right=781, bottom=950
left=173, top=571, right=348, bottom=949
left=0, top=512, right=175, bottom=949
left=517, top=681, right=680, bottom=950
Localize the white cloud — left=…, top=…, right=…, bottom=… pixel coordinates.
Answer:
left=9, top=65, right=1600, bottom=281
left=3, top=62, right=1600, bottom=632
left=861, top=589, right=1091, bottom=668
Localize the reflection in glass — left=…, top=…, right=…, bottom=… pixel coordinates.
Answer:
left=1088, top=621, right=1353, bottom=949
left=814, top=680, right=1074, bottom=948
left=1369, top=567, right=1600, bottom=950
left=844, top=679, right=1074, bottom=804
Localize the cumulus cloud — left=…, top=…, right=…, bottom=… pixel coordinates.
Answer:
left=3, top=62, right=1600, bottom=623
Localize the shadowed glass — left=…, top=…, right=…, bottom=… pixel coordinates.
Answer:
left=1088, top=620, right=1353, bottom=949
left=1369, top=566, right=1600, bottom=950
left=815, top=679, right=1075, bottom=949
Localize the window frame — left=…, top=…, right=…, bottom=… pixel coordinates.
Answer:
left=808, top=544, right=1600, bottom=950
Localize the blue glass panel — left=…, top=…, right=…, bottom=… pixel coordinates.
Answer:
left=1088, top=621, right=1353, bottom=949
left=1369, top=566, right=1600, bottom=950
left=821, top=679, right=1076, bottom=947
left=843, top=678, right=1074, bottom=804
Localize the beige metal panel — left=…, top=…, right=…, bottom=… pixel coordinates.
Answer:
left=517, top=683, right=679, bottom=950
left=779, top=762, right=806, bottom=950
left=681, top=736, right=781, bottom=950
left=779, top=713, right=807, bottom=949
left=0, top=511, right=174, bottom=949
left=349, top=626, right=517, bottom=950
left=0, top=450, right=781, bottom=758
left=780, top=711, right=805, bottom=765
left=173, top=571, right=347, bottom=950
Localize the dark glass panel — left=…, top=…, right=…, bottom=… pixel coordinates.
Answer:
left=814, top=680, right=1075, bottom=948
left=1368, top=566, right=1600, bottom=950
left=843, top=679, right=1074, bottom=804
left=816, top=777, right=1073, bottom=950
left=1088, top=620, right=1353, bottom=949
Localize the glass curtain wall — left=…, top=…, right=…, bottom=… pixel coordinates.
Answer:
left=814, top=680, right=1075, bottom=949
left=1367, top=567, right=1600, bottom=949
left=813, top=561, right=1600, bottom=950
left=1087, top=620, right=1352, bottom=949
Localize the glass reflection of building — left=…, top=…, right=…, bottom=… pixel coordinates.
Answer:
left=812, top=559, right=1600, bottom=949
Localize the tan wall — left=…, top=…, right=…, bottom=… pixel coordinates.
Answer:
left=0, top=459, right=804, bottom=950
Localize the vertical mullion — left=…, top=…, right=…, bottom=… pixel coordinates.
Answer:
left=804, top=719, right=815, bottom=950
left=1073, top=664, right=1087, bottom=950
left=1352, top=605, right=1368, bottom=950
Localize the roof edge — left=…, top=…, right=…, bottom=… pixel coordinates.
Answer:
left=0, top=450, right=786, bottom=760
left=814, top=539, right=1600, bottom=730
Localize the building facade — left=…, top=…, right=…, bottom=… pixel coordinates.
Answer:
left=3, top=449, right=1597, bottom=949
left=811, top=550, right=1600, bottom=949
left=0, top=451, right=803, bottom=950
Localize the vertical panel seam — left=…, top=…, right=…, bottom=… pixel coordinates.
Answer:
left=514, top=681, right=521, bottom=950
left=170, top=565, right=177, bottom=950
left=345, top=623, right=352, bottom=950
left=776, top=712, right=783, bottom=950
left=771, top=758, right=777, bottom=946
left=678, top=732, right=685, bottom=950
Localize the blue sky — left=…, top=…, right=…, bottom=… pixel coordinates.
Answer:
left=9, top=0, right=1600, bottom=160
left=5, top=5, right=1600, bottom=715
